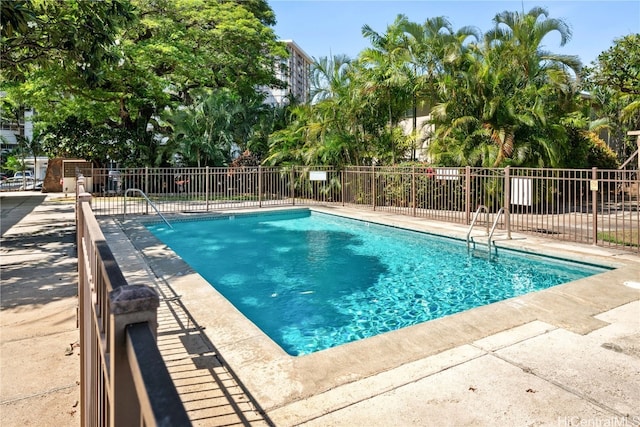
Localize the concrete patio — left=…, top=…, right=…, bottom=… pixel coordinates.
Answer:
left=1, top=193, right=80, bottom=426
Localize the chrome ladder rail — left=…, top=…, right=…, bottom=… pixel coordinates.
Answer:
left=487, top=207, right=505, bottom=251
left=124, top=188, right=173, bottom=229
left=466, top=205, right=490, bottom=252
left=467, top=205, right=504, bottom=257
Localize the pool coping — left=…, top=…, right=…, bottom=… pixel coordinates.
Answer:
left=114, top=206, right=640, bottom=424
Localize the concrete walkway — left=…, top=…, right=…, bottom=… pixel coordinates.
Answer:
left=1, top=193, right=80, bottom=426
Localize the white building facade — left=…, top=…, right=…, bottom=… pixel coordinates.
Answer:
left=263, top=40, right=313, bottom=106
left=0, top=92, right=34, bottom=152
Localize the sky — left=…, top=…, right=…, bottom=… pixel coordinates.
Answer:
left=268, top=0, right=640, bottom=66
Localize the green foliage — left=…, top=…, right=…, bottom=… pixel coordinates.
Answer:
left=580, top=34, right=640, bottom=158
left=359, top=15, right=415, bottom=130
left=6, top=2, right=633, bottom=170
left=1, top=0, right=134, bottom=85
left=129, top=0, right=285, bottom=99
left=4, top=0, right=285, bottom=167
left=585, top=132, right=620, bottom=169
left=429, top=7, right=580, bottom=168
left=3, top=155, right=27, bottom=174
left=590, top=34, right=640, bottom=97
left=165, top=88, right=275, bottom=167
left=563, top=126, right=620, bottom=169
left=310, top=54, right=352, bottom=104
left=268, top=7, right=597, bottom=169
left=39, top=116, right=144, bottom=166
left=598, top=229, right=639, bottom=247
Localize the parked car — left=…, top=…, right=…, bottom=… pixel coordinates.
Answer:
left=0, top=177, right=27, bottom=191
left=0, top=176, right=37, bottom=191
left=13, top=171, right=34, bottom=179
left=22, top=180, right=43, bottom=191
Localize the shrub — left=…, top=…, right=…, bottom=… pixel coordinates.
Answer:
left=565, top=127, right=619, bottom=169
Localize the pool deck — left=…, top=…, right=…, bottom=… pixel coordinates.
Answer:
left=2, top=194, right=639, bottom=426
left=116, top=205, right=640, bottom=426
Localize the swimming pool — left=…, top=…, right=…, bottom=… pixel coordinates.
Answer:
left=146, top=210, right=609, bottom=356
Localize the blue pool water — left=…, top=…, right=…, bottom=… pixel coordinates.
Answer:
left=146, top=210, right=608, bottom=356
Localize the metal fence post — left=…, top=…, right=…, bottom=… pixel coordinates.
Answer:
left=504, top=166, right=511, bottom=238
left=341, top=169, right=345, bottom=206
left=205, top=166, right=210, bottom=211
left=592, top=167, right=598, bottom=245
left=144, top=166, right=149, bottom=215
left=76, top=176, right=92, bottom=248
left=412, top=165, right=416, bottom=217
left=144, top=167, right=149, bottom=195
left=290, top=168, right=295, bottom=206
left=372, top=164, right=376, bottom=211
left=465, top=166, right=471, bottom=223
left=109, top=284, right=160, bottom=427
left=258, top=165, right=263, bottom=208
left=145, top=167, right=149, bottom=216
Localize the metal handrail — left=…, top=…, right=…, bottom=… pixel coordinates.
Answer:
left=488, top=207, right=505, bottom=249
left=124, top=188, right=173, bottom=229
left=466, top=205, right=489, bottom=251
left=467, top=205, right=504, bottom=258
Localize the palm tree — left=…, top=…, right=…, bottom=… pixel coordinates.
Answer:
left=310, top=54, right=352, bottom=104
left=430, top=7, right=580, bottom=167
left=359, top=15, right=414, bottom=131
left=485, top=7, right=581, bottom=83
left=355, top=15, right=421, bottom=164
left=484, top=7, right=580, bottom=165
left=400, top=17, right=480, bottom=159
left=265, top=104, right=314, bottom=166
left=168, top=90, right=242, bottom=167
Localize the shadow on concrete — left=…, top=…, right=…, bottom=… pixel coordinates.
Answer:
left=0, top=195, right=78, bottom=310
left=111, top=217, right=275, bottom=425
left=1, top=194, right=47, bottom=236
left=153, top=277, right=276, bottom=426
left=0, top=254, right=78, bottom=310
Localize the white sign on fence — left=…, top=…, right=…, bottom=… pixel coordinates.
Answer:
left=309, top=171, right=327, bottom=181
left=436, top=168, right=459, bottom=180
left=511, top=177, right=532, bottom=206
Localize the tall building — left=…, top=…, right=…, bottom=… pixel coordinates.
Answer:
left=0, top=91, right=33, bottom=155
left=263, top=40, right=313, bottom=106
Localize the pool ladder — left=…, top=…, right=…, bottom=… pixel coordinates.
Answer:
left=466, top=205, right=504, bottom=258
left=123, top=188, right=173, bottom=229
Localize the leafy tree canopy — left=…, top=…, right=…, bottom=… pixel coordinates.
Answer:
left=4, top=2, right=633, bottom=170
left=3, top=0, right=286, bottom=167
left=587, top=34, right=640, bottom=96
left=1, top=0, right=134, bottom=85
left=581, top=34, right=640, bottom=157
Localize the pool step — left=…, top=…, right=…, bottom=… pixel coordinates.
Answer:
left=468, top=237, right=499, bottom=259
